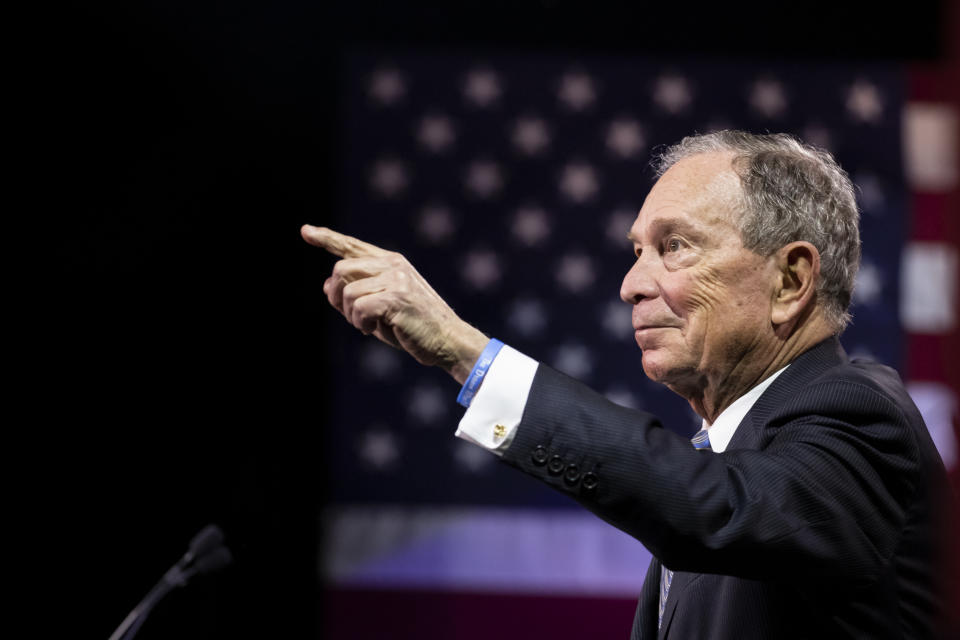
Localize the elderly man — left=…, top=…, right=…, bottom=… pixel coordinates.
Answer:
left=303, top=131, right=947, bottom=638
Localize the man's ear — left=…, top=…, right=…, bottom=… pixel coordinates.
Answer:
left=771, top=241, right=821, bottom=326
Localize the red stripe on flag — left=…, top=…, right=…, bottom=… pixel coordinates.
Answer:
left=323, top=587, right=638, bottom=639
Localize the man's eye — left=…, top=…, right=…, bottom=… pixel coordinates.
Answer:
left=666, top=238, right=682, bottom=252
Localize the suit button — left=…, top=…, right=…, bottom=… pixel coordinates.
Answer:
left=563, top=463, right=581, bottom=485
left=548, top=455, right=565, bottom=475
left=531, top=445, right=549, bottom=466
left=582, top=471, right=599, bottom=491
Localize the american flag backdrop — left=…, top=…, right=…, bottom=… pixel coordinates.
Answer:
left=321, top=51, right=959, bottom=638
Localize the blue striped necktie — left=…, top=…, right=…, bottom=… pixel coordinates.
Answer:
left=658, top=429, right=712, bottom=629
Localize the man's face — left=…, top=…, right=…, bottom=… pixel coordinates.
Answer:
left=621, top=152, right=778, bottom=395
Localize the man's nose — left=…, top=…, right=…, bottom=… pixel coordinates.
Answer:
left=620, top=256, right=658, bottom=304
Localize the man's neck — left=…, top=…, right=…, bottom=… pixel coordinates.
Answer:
left=683, top=318, right=835, bottom=423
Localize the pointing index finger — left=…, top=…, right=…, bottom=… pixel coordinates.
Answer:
left=301, top=224, right=388, bottom=258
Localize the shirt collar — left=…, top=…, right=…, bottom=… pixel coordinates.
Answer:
left=701, top=365, right=789, bottom=453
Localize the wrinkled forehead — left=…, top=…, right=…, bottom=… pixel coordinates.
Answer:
left=634, top=151, right=744, bottom=233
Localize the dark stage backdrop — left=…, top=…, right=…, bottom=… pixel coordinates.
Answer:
left=40, top=2, right=956, bottom=639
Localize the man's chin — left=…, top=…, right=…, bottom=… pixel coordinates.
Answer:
left=641, top=351, right=692, bottom=389
left=640, top=351, right=670, bottom=384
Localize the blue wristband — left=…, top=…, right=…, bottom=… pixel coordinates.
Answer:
left=456, top=338, right=506, bottom=408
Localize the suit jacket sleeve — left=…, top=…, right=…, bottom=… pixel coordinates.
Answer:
left=499, top=362, right=930, bottom=587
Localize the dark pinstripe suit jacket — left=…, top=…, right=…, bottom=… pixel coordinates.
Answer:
left=501, top=337, right=948, bottom=638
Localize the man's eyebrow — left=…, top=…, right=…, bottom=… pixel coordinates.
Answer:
left=626, top=218, right=705, bottom=244
left=650, top=217, right=699, bottom=235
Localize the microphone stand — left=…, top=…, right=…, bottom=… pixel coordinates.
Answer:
left=108, top=525, right=233, bottom=640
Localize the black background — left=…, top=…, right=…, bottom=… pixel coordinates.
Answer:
left=40, top=1, right=946, bottom=638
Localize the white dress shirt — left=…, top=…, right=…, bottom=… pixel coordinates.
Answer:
left=456, top=343, right=788, bottom=455
left=694, top=365, right=788, bottom=452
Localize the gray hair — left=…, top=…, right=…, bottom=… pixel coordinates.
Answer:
left=655, top=130, right=861, bottom=331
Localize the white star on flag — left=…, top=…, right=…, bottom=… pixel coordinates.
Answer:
left=358, top=429, right=400, bottom=470
left=606, top=119, right=646, bottom=158
left=558, top=71, right=597, bottom=111
left=369, top=158, right=409, bottom=198
left=852, top=260, right=883, bottom=306
left=559, top=162, right=599, bottom=203
left=846, top=80, right=884, bottom=124
left=604, top=386, right=640, bottom=409
left=464, top=160, right=504, bottom=199
left=606, top=209, right=638, bottom=247
left=360, top=343, right=402, bottom=379
left=511, top=207, right=551, bottom=246
left=507, top=298, right=547, bottom=336
left=653, top=74, right=692, bottom=114
left=849, top=345, right=878, bottom=362
left=408, top=384, right=448, bottom=425
left=417, top=115, right=456, bottom=153
left=704, top=118, right=734, bottom=133
left=461, top=250, right=502, bottom=290
left=453, top=439, right=495, bottom=473
left=556, top=253, right=596, bottom=293
left=854, top=172, right=886, bottom=213
left=463, top=68, right=502, bottom=107
left=749, top=79, right=788, bottom=119
left=553, top=343, right=594, bottom=380
left=511, top=117, right=551, bottom=155
left=601, top=299, right=634, bottom=340
left=416, top=204, right=456, bottom=245
left=368, top=67, right=406, bottom=105
left=802, top=123, right=833, bottom=151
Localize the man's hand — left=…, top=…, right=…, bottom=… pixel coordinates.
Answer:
left=301, top=224, right=488, bottom=384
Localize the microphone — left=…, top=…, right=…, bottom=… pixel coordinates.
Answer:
left=185, top=545, right=234, bottom=580
left=181, top=524, right=225, bottom=567
left=108, top=524, right=233, bottom=640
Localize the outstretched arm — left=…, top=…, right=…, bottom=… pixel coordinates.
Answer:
left=301, top=224, right=489, bottom=384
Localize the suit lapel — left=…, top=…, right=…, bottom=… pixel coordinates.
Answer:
left=633, top=557, right=663, bottom=640
left=727, top=336, right=847, bottom=452
left=657, top=570, right=704, bottom=638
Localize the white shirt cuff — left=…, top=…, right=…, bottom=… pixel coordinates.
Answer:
left=455, top=344, right=539, bottom=456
